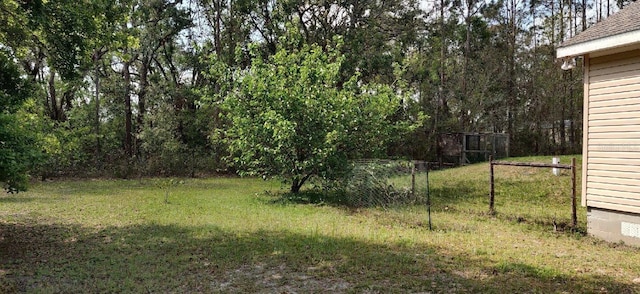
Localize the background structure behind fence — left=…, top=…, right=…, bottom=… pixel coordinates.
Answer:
left=439, top=133, right=509, bottom=165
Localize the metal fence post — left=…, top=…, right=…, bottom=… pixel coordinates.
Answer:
left=426, top=163, right=432, bottom=230
left=411, top=161, right=416, bottom=199
left=489, top=155, right=495, bottom=213
left=571, top=157, right=577, bottom=228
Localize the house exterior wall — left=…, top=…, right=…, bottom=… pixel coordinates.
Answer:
left=585, top=49, right=640, bottom=245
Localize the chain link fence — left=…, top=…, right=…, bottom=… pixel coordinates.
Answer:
left=337, top=159, right=430, bottom=208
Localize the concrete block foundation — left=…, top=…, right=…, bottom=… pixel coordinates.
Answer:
left=587, top=207, right=640, bottom=246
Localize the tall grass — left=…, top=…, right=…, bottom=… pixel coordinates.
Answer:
left=1, top=156, right=639, bottom=293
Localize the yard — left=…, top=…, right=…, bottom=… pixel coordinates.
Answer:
left=1, top=156, right=639, bottom=293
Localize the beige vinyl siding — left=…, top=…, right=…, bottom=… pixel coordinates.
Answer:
left=590, top=76, right=640, bottom=91
left=590, top=97, right=640, bottom=108
left=589, top=169, right=640, bottom=179
left=586, top=49, right=640, bottom=213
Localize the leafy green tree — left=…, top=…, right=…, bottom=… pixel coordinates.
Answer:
left=0, top=50, right=40, bottom=192
left=221, top=36, right=422, bottom=193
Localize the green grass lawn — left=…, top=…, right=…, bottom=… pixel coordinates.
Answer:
left=1, top=155, right=639, bottom=293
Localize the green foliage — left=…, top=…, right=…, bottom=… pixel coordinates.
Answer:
left=0, top=50, right=31, bottom=111
left=152, top=178, right=185, bottom=204
left=221, top=35, right=422, bottom=193
left=40, top=0, right=97, bottom=80
left=0, top=50, right=40, bottom=192
left=36, top=103, right=99, bottom=177
left=0, top=0, right=598, bottom=179
left=0, top=113, right=38, bottom=192
left=137, top=67, right=222, bottom=177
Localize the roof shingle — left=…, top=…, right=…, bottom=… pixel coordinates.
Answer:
left=559, top=1, right=640, bottom=48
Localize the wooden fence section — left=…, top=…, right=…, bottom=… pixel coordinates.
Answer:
left=489, top=156, right=578, bottom=227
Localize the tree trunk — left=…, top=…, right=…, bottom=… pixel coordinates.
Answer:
left=290, top=179, right=302, bottom=194
left=439, top=0, right=448, bottom=115
left=436, top=0, right=447, bottom=165
left=124, top=61, right=133, bottom=157
left=290, top=174, right=312, bottom=194
left=48, top=70, right=58, bottom=121
left=551, top=0, right=556, bottom=43
left=94, top=55, right=101, bottom=160
left=214, top=0, right=222, bottom=56
left=138, top=56, right=150, bottom=132
left=506, top=0, right=517, bottom=143
left=462, top=10, right=471, bottom=131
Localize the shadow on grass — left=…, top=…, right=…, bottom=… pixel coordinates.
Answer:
left=0, top=196, right=36, bottom=203
left=1, top=220, right=636, bottom=293
left=267, top=190, right=337, bottom=206
left=268, top=189, right=424, bottom=209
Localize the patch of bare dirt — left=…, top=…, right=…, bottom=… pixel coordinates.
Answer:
left=213, top=263, right=350, bottom=293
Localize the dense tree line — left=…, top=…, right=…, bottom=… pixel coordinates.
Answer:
left=0, top=0, right=632, bottom=191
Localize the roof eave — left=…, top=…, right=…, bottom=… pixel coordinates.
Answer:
left=557, top=29, right=640, bottom=58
